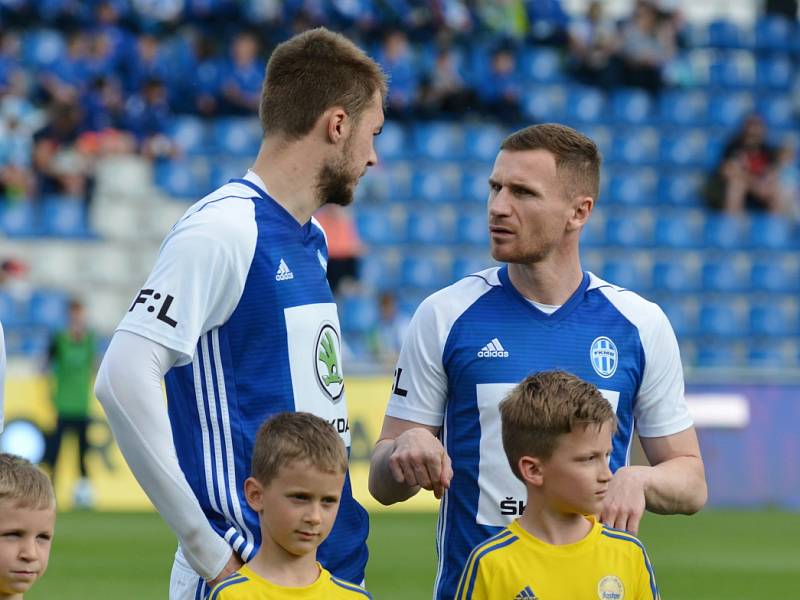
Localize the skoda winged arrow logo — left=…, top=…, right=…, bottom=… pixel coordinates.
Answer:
left=315, top=323, right=344, bottom=403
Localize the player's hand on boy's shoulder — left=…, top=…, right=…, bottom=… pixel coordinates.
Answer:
left=207, top=551, right=244, bottom=588
left=386, top=426, right=453, bottom=499
left=600, top=465, right=648, bottom=534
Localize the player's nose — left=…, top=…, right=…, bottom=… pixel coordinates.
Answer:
left=17, top=538, right=37, bottom=561
left=304, top=503, right=322, bottom=525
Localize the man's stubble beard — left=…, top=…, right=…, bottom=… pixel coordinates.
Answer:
left=316, top=137, right=358, bottom=207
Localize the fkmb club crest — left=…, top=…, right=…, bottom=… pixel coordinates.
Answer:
left=590, top=336, right=618, bottom=378
left=315, top=323, right=344, bottom=402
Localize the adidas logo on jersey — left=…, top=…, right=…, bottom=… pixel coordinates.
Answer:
left=275, top=259, right=294, bottom=281
left=477, top=338, right=509, bottom=358
left=515, top=586, right=537, bottom=599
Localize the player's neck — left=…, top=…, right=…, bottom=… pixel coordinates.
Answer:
left=518, top=501, right=593, bottom=545
left=507, top=254, right=583, bottom=306
left=251, top=140, right=322, bottom=226
left=246, top=540, right=321, bottom=587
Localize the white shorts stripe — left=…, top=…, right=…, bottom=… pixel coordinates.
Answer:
left=192, top=351, right=219, bottom=514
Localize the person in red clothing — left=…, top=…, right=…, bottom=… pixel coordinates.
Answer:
left=314, top=204, right=363, bottom=295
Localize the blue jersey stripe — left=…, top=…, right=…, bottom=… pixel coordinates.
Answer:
left=455, top=530, right=515, bottom=599
left=194, top=579, right=204, bottom=600
left=601, top=530, right=658, bottom=599
left=209, top=575, right=248, bottom=600
left=464, top=535, right=518, bottom=599
left=331, top=576, right=372, bottom=598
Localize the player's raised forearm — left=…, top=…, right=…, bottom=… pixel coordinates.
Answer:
left=642, top=455, right=707, bottom=515
left=368, top=438, right=422, bottom=504
left=95, top=332, right=232, bottom=580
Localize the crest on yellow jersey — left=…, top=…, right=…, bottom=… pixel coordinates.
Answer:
left=597, top=575, right=624, bottom=600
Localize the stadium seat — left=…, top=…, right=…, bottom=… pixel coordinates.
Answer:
left=706, top=19, right=745, bottom=49
left=456, top=209, right=488, bottom=246
left=355, top=206, right=406, bottom=245
left=212, top=118, right=262, bottom=157
left=0, top=292, right=21, bottom=328
left=401, top=253, right=450, bottom=289
left=580, top=212, right=606, bottom=248
left=565, top=87, right=606, bottom=124
left=452, top=251, right=493, bottom=281
left=21, top=29, right=65, bottom=68
left=609, top=128, right=659, bottom=166
left=654, top=213, right=702, bottom=249
left=40, top=196, right=91, bottom=238
left=606, top=168, right=658, bottom=205
left=0, top=202, right=38, bottom=237
left=411, top=163, right=462, bottom=204
left=657, top=171, right=704, bottom=206
left=28, top=289, right=68, bottom=331
left=754, top=15, right=795, bottom=52
left=701, top=256, right=750, bottom=293
left=746, top=342, right=796, bottom=369
left=756, top=94, right=794, bottom=128
left=708, top=92, right=755, bottom=127
left=756, top=55, right=794, bottom=90
left=167, top=116, right=208, bottom=156
left=750, top=299, right=799, bottom=337
left=463, top=124, right=506, bottom=163
left=709, top=52, right=755, bottom=88
left=659, top=130, right=710, bottom=169
left=366, top=161, right=413, bottom=204
left=519, top=47, right=563, bottom=83
left=413, top=122, right=465, bottom=161
left=5, top=326, right=50, bottom=359
left=359, top=249, right=401, bottom=289
left=750, top=256, right=800, bottom=294
left=658, top=298, right=698, bottom=338
left=154, top=158, right=211, bottom=199
left=522, top=85, right=566, bottom=122
left=406, top=206, right=456, bottom=245
left=339, top=294, right=379, bottom=335
left=600, top=258, right=649, bottom=292
left=703, top=214, right=749, bottom=249
left=605, top=214, right=652, bottom=248
left=374, top=120, right=408, bottom=161
left=578, top=125, right=612, bottom=158
left=461, top=167, right=492, bottom=204
left=658, top=90, right=708, bottom=127
left=698, top=300, right=745, bottom=338
left=749, top=215, right=796, bottom=250
left=696, top=341, right=741, bottom=368
left=611, top=89, right=653, bottom=125
left=209, top=158, right=251, bottom=189
left=652, top=255, right=701, bottom=293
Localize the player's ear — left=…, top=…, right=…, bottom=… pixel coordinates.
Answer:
left=325, top=107, right=349, bottom=145
left=567, top=195, right=594, bottom=232
left=244, top=477, right=265, bottom=512
left=517, top=456, right=544, bottom=487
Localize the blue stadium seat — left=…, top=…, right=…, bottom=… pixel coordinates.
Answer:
left=411, top=163, right=462, bottom=203
left=154, top=158, right=211, bottom=199
left=40, top=196, right=91, bottom=238
left=580, top=213, right=606, bottom=248
left=0, top=292, right=21, bottom=328
left=606, top=168, right=658, bottom=205
left=746, top=343, right=795, bottom=369
left=401, top=254, right=449, bottom=289
left=750, top=299, right=799, bottom=337
left=696, top=342, right=740, bottom=368
left=413, top=122, right=465, bottom=161
left=371, top=161, right=413, bottom=204
left=749, top=215, right=795, bottom=250
left=754, top=15, right=795, bottom=52
left=600, top=259, right=648, bottom=292
left=611, top=89, right=653, bottom=125
left=360, top=249, right=400, bottom=289
left=658, top=90, right=708, bottom=127
left=355, top=206, right=405, bottom=245
left=659, top=298, right=698, bottom=338
left=708, top=92, right=755, bottom=127
left=28, top=290, right=68, bottom=331
left=706, top=19, right=745, bottom=49
left=579, top=125, right=612, bottom=158
left=652, top=256, right=701, bottom=293
left=461, top=167, right=491, bottom=204
left=212, top=118, right=262, bottom=157
left=21, top=30, right=65, bottom=68
left=463, top=124, right=506, bottom=162
left=659, top=130, right=710, bottom=168
left=519, top=47, right=563, bottom=83
left=703, top=215, right=748, bottom=249
left=406, top=207, right=456, bottom=245
left=4, top=326, right=50, bottom=358
left=522, top=85, right=566, bottom=122
left=699, top=300, right=745, bottom=338
left=374, top=121, right=408, bottom=161
left=0, top=202, right=38, bottom=237
left=339, top=295, right=379, bottom=335
left=565, top=87, right=606, bottom=124
left=456, top=209, right=488, bottom=246
left=209, top=158, right=251, bottom=189
left=654, top=214, right=701, bottom=249
left=657, top=171, right=703, bottom=206
left=709, top=52, right=755, bottom=88
left=452, top=252, right=492, bottom=281
left=605, top=215, right=652, bottom=248
left=756, top=94, right=794, bottom=128
left=167, top=116, right=208, bottom=156
left=750, top=257, right=800, bottom=293
left=609, top=129, right=659, bottom=166
left=756, top=55, right=794, bottom=90
left=701, top=256, right=749, bottom=293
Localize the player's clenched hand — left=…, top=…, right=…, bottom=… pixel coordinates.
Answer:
left=600, top=466, right=648, bottom=534
left=387, top=428, right=453, bottom=499
left=207, top=551, right=244, bottom=588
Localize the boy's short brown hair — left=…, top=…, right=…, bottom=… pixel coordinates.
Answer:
left=0, top=453, right=56, bottom=510
left=260, top=27, right=387, bottom=140
left=500, top=123, right=601, bottom=201
left=499, top=371, right=616, bottom=480
left=250, top=412, right=348, bottom=486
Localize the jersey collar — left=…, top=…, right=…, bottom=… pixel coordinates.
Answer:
left=229, top=173, right=315, bottom=236
left=498, top=265, right=590, bottom=322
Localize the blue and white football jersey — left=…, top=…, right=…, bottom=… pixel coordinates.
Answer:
left=386, top=266, right=693, bottom=600
left=117, top=171, right=368, bottom=584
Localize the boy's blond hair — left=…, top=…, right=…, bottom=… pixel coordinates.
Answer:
left=499, top=371, right=616, bottom=480
left=0, top=453, right=56, bottom=510
left=250, top=412, right=347, bottom=486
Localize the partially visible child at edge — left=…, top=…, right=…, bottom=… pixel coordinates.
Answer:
left=456, top=371, right=660, bottom=600
left=208, top=412, right=371, bottom=599
left=0, top=453, right=56, bottom=600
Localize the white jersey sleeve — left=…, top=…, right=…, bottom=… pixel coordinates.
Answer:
left=117, top=193, right=257, bottom=365
left=597, top=284, right=693, bottom=438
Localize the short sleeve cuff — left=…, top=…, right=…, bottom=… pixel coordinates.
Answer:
left=636, top=414, right=694, bottom=438
left=385, top=402, right=444, bottom=428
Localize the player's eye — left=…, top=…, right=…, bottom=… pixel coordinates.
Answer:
left=1, top=532, right=21, bottom=539
left=37, top=533, right=52, bottom=541
left=290, top=493, right=310, bottom=501
left=322, top=496, right=339, bottom=505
